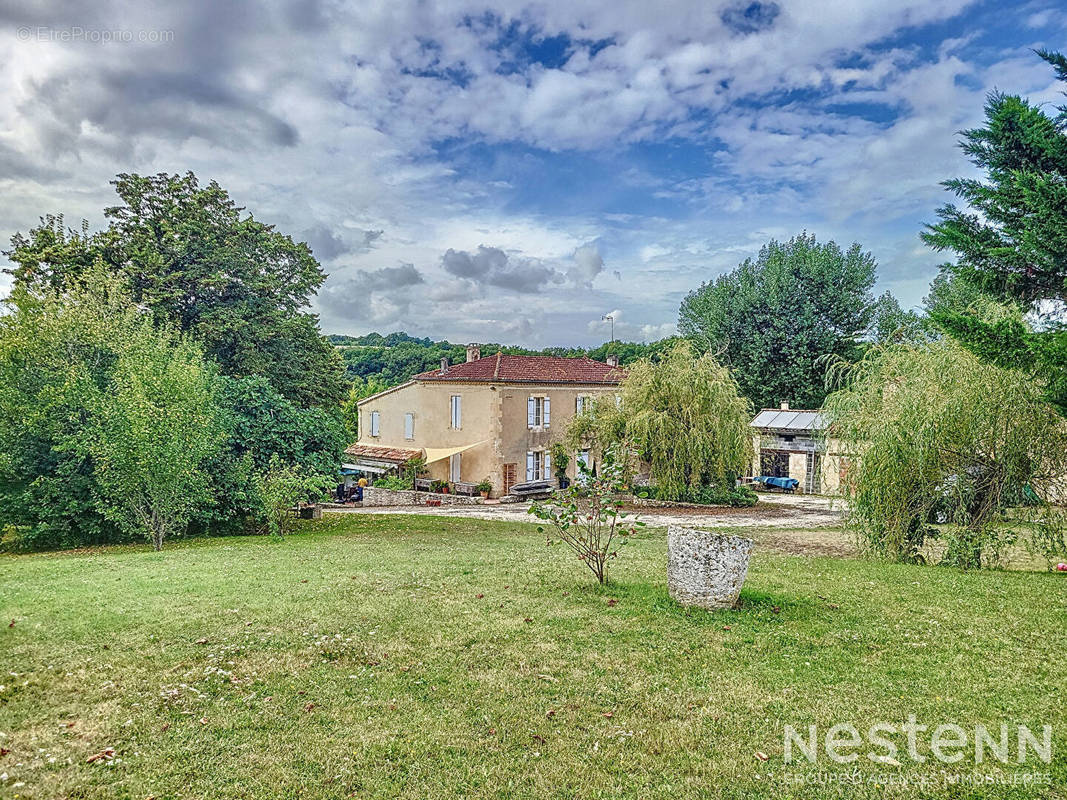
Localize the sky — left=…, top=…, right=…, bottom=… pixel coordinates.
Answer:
left=0, top=0, right=1065, bottom=347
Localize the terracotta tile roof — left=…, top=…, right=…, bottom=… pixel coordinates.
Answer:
left=414, top=353, right=624, bottom=385
left=344, top=443, right=422, bottom=463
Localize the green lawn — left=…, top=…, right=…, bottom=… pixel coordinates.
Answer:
left=1, top=515, right=1064, bottom=799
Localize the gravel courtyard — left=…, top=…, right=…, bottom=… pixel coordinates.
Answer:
left=326, top=491, right=842, bottom=529
left=326, top=493, right=854, bottom=557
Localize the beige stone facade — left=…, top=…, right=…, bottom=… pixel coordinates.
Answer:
left=354, top=352, right=622, bottom=497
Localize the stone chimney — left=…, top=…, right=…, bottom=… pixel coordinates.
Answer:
left=440, top=357, right=449, bottom=374
left=466, top=344, right=481, bottom=363
left=780, top=400, right=789, bottom=410
left=606, top=353, right=620, bottom=368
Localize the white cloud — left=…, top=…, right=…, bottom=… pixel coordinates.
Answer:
left=0, top=0, right=1054, bottom=346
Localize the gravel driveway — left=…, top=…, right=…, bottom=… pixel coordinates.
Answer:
left=325, top=491, right=844, bottom=530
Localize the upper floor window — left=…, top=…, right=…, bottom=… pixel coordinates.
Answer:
left=575, top=395, right=592, bottom=415
left=369, top=410, right=380, bottom=437
left=450, top=395, right=462, bottom=429
left=404, top=412, right=415, bottom=440
left=528, top=396, right=550, bottom=429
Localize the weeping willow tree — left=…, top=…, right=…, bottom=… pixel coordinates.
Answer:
left=565, top=341, right=752, bottom=500
left=823, top=338, right=1067, bottom=568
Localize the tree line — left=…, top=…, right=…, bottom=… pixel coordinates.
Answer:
left=0, top=173, right=347, bottom=551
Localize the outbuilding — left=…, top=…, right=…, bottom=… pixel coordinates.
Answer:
left=750, top=402, right=845, bottom=495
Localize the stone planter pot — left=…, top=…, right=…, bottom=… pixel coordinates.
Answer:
left=667, top=526, right=753, bottom=610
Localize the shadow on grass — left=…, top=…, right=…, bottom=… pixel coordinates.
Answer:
left=565, top=577, right=826, bottom=630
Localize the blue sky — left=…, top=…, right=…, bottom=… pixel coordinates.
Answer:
left=1, top=0, right=1066, bottom=345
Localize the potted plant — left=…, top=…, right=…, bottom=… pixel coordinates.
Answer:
left=430, top=479, right=449, bottom=494
left=476, top=478, right=492, bottom=499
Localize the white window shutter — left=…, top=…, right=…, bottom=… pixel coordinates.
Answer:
left=404, top=413, right=414, bottom=440
left=528, top=397, right=536, bottom=428
left=543, top=397, right=550, bottom=428
left=576, top=396, right=583, bottom=414
left=544, top=451, right=551, bottom=478
left=526, top=452, right=535, bottom=481
left=370, top=411, right=380, bottom=437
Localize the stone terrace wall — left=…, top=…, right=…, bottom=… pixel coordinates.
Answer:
left=361, top=487, right=482, bottom=507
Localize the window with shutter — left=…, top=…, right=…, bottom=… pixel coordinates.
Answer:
left=526, top=451, right=548, bottom=480
left=404, top=413, right=414, bottom=440
left=370, top=411, right=380, bottom=437
left=450, top=395, right=462, bottom=429
left=527, top=396, right=548, bottom=428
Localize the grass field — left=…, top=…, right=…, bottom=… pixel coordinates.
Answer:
left=1, top=514, right=1064, bottom=799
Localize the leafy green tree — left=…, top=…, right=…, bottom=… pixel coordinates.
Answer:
left=868, top=292, right=927, bottom=344
left=922, top=50, right=1067, bottom=415
left=823, top=338, right=1067, bottom=568
left=197, top=376, right=347, bottom=534
left=678, top=233, right=880, bottom=409
left=566, top=341, right=752, bottom=501
left=88, top=321, right=223, bottom=551
left=0, top=270, right=225, bottom=551
left=5, top=172, right=346, bottom=409
left=0, top=275, right=130, bottom=548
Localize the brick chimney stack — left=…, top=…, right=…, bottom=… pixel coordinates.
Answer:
left=466, top=344, right=481, bottom=363
left=440, top=357, right=449, bottom=374
left=606, top=354, right=620, bottom=368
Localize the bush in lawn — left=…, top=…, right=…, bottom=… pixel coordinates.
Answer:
left=823, top=337, right=1067, bottom=568
left=253, top=456, right=333, bottom=537
left=529, top=452, right=643, bottom=584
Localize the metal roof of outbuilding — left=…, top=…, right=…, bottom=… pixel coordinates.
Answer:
left=750, top=409, right=827, bottom=432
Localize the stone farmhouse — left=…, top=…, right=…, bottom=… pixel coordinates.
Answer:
left=347, top=346, right=624, bottom=497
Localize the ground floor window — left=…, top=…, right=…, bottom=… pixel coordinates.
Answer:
left=526, top=450, right=550, bottom=481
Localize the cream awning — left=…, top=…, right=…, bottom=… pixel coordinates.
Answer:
left=422, top=441, right=488, bottom=464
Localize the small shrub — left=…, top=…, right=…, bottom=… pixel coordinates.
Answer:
left=476, top=478, right=493, bottom=495
left=529, top=451, right=643, bottom=584
left=252, top=457, right=332, bottom=537
left=373, top=474, right=411, bottom=491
